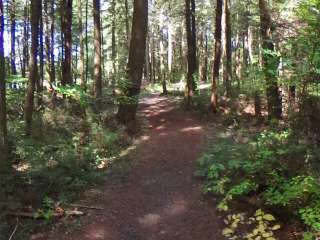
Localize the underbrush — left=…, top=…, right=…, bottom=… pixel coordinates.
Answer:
left=0, top=85, right=133, bottom=239
left=197, top=124, right=320, bottom=239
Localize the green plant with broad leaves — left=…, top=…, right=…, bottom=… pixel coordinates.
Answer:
left=197, top=128, right=320, bottom=233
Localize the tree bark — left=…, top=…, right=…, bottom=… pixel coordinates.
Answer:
left=85, top=0, right=89, bottom=83
left=111, top=0, right=116, bottom=88
left=117, top=0, right=148, bottom=124
left=61, top=0, right=73, bottom=86
left=185, top=0, right=197, bottom=107
left=25, top=0, right=41, bottom=135
left=10, top=0, right=17, bottom=75
left=0, top=0, right=7, bottom=155
left=78, top=0, right=85, bottom=88
left=37, top=3, right=44, bottom=106
left=44, top=0, right=55, bottom=88
left=211, top=0, right=223, bottom=113
left=124, top=0, right=130, bottom=47
left=200, top=29, right=208, bottom=83
left=93, top=0, right=102, bottom=101
left=21, top=3, right=29, bottom=78
left=259, top=0, right=282, bottom=119
left=50, top=0, right=56, bottom=85
left=159, top=29, right=167, bottom=94
left=223, top=0, right=232, bottom=97
left=44, top=0, right=51, bottom=82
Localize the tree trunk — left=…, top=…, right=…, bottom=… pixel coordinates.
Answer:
left=25, top=0, right=41, bottom=135
left=200, top=29, right=208, bottom=83
left=185, top=0, right=197, bottom=107
left=61, top=0, right=73, bottom=86
left=93, top=0, right=102, bottom=101
left=168, top=24, right=173, bottom=76
left=50, top=0, right=56, bottom=85
left=160, top=30, right=167, bottom=95
left=22, top=3, right=29, bottom=78
left=259, top=0, right=282, bottom=119
left=151, top=31, right=156, bottom=83
left=78, top=0, right=85, bottom=88
left=117, top=0, right=148, bottom=124
left=0, top=0, right=7, bottom=156
left=85, top=0, right=89, bottom=83
left=44, top=0, right=55, bottom=88
left=37, top=3, right=44, bottom=106
left=211, top=0, right=223, bottom=113
left=10, top=0, right=17, bottom=75
left=124, top=0, right=130, bottom=47
left=111, top=0, right=116, bottom=88
left=44, top=0, right=51, bottom=83
left=223, top=0, right=232, bottom=97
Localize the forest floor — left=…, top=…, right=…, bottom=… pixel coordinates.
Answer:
left=33, top=94, right=225, bottom=240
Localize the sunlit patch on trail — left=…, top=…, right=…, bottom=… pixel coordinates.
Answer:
left=85, top=227, right=108, bottom=239
left=156, top=125, right=166, bottom=130
left=97, top=144, right=137, bottom=169
left=180, top=126, right=203, bottom=132
left=139, top=213, right=161, bottom=227
left=159, top=132, right=168, bottom=136
left=138, top=196, right=190, bottom=231
left=164, top=198, right=188, bottom=216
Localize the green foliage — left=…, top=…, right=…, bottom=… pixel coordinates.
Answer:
left=116, top=74, right=140, bottom=105
left=300, top=203, right=320, bottom=231
left=56, top=85, right=90, bottom=107
left=3, top=94, right=129, bottom=206
left=303, top=231, right=316, bottom=240
left=265, top=176, right=319, bottom=207
left=198, top=127, right=320, bottom=231
left=34, top=197, right=56, bottom=223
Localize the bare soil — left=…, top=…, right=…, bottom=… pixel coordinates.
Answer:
left=35, top=94, right=225, bottom=240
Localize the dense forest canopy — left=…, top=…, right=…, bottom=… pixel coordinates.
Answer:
left=1, top=0, right=320, bottom=239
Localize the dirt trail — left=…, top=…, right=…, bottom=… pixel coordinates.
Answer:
left=40, top=95, right=224, bottom=240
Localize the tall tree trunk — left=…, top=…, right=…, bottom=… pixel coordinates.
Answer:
left=160, top=29, right=167, bottom=94
left=0, top=0, right=7, bottom=158
left=22, top=3, right=29, bottom=78
left=25, top=0, right=41, bottom=135
left=93, top=0, right=102, bottom=101
left=185, top=0, right=197, bottom=107
left=61, top=0, right=73, bottom=86
left=78, top=0, right=85, bottom=88
left=117, top=0, right=148, bottom=124
left=211, top=0, right=223, bottom=113
left=44, top=0, right=55, bottom=88
left=50, top=0, right=55, bottom=85
left=223, top=0, right=232, bottom=97
left=10, top=0, right=17, bottom=75
left=111, top=0, right=116, bottom=88
left=200, top=29, right=208, bottom=83
left=85, top=0, right=89, bottom=83
left=259, top=0, right=282, bottom=119
left=168, top=24, right=173, bottom=76
left=37, top=3, right=44, bottom=105
left=44, top=0, right=51, bottom=84
left=151, top=31, right=156, bottom=83
left=124, top=0, right=130, bottom=48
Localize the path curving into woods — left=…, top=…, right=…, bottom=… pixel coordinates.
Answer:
left=38, top=94, right=224, bottom=240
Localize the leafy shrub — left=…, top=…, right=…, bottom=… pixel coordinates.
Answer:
left=198, top=128, right=320, bottom=231
left=7, top=102, right=125, bottom=203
